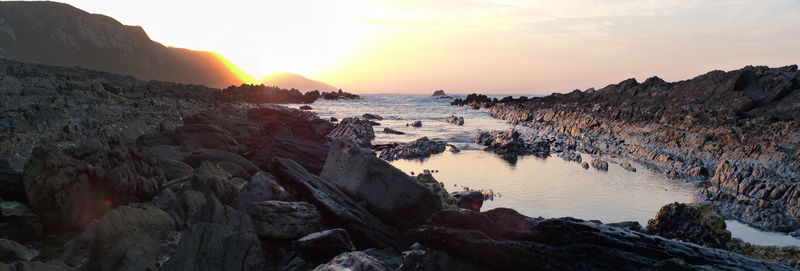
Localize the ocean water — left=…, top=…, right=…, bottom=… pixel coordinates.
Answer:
left=292, top=94, right=800, bottom=247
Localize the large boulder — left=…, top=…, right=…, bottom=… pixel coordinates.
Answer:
left=245, top=201, right=324, bottom=240
left=326, top=118, right=375, bottom=148
left=23, top=137, right=165, bottom=232
left=232, top=171, right=292, bottom=211
left=313, top=249, right=401, bottom=271
left=646, top=202, right=731, bottom=249
left=321, top=141, right=443, bottom=228
left=185, top=149, right=260, bottom=178
left=163, top=222, right=265, bottom=271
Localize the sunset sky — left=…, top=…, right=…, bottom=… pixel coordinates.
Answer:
left=53, top=0, right=800, bottom=94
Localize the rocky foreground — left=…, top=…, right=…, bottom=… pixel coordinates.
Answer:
left=0, top=59, right=796, bottom=270
left=452, top=65, right=800, bottom=234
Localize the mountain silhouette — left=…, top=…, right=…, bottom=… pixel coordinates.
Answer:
left=0, top=1, right=252, bottom=88
left=262, top=72, right=337, bottom=92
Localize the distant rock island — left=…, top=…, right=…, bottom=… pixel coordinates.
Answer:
left=432, top=90, right=447, bottom=96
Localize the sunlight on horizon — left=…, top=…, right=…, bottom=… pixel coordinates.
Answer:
left=47, top=0, right=800, bottom=93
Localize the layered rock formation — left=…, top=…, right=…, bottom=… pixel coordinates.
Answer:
left=455, top=65, right=800, bottom=233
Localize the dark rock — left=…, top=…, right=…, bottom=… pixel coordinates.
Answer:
left=0, top=261, right=72, bottom=270
left=186, top=195, right=255, bottom=234
left=376, top=137, right=447, bottom=161
left=269, top=157, right=406, bottom=250
left=159, top=159, right=194, bottom=181
left=172, top=111, right=259, bottom=155
left=408, top=208, right=794, bottom=271
left=399, top=248, right=488, bottom=271
left=382, top=128, right=405, bottom=135
left=0, top=201, right=43, bottom=241
left=450, top=94, right=494, bottom=109
left=607, top=221, right=646, bottom=233
left=362, top=114, right=383, bottom=120
left=61, top=203, right=175, bottom=269
left=416, top=173, right=454, bottom=209
left=321, top=141, right=443, bottom=228
left=411, top=121, right=422, bottom=128
left=558, top=151, right=582, bottom=163
left=330, top=117, right=338, bottom=122
left=474, top=129, right=549, bottom=160
left=299, top=105, right=313, bottom=110
left=23, top=137, right=165, bottom=232
left=646, top=202, right=731, bottom=249
left=153, top=189, right=206, bottom=229
left=0, top=158, right=25, bottom=202
left=185, top=148, right=260, bottom=178
left=162, top=222, right=265, bottom=271
left=296, top=228, right=356, bottom=262
left=246, top=201, right=324, bottom=240
left=450, top=191, right=484, bottom=211
left=232, top=171, right=290, bottom=211
left=216, top=84, right=319, bottom=104
left=591, top=158, right=609, bottom=171
left=581, top=162, right=589, bottom=169
left=190, top=162, right=239, bottom=205
left=327, top=118, right=375, bottom=148
left=100, top=234, right=161, bottom=271
left=250, top=135, right=330, bottom=175
left=446, top=115, right=464, bottom=125
left=620, top=161, right=637, bottom=172
left=0, top=238, right=39, bottom=262
left=313, top=249, right=401, bottom=271
left=432, top=90, right=447, bottom=97
left=321, top=89, right=360, bottom=100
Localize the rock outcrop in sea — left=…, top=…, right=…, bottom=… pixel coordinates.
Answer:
left=454, top=64, right=800, bottom=234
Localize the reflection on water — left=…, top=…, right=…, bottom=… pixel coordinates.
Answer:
left=726, top=220, right=800, bottom=246
left=391, top=150, right=695, bottom=226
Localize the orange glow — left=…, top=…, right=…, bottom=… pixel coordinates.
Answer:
left=211, top=52, right=259, bottom=85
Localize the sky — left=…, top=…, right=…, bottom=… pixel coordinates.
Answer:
left=49, top=0, right=800, bottom=94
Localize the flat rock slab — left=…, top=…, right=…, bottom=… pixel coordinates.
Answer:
left=269, top=157, right=406, bottom=250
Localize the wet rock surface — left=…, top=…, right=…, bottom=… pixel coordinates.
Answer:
left=474, top=129, right=550, bottom=162
left=446, top=115, right=464, bottom=125
left=455, top=64, right=800, bottom=233
left=326, top=117, right=375, bottom=148
left=374, top=137, right=448, bottom=161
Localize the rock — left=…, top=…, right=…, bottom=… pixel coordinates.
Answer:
left=185, top=149, right=260, bottom=178
left=646, top=202, right=731, bottom=249
left=620, top=162, right=637, bottom=172
left=313, top=249, right=400, bottom=271
left=299, top=105, right=313, bottom=110
left=474, top=129, right=548, bottom=160
left=432, top=90, right=447, bottom=97
left=186, top=195, right=255, bottom=234
left=250, top=135, right=330, bottom=175
left=190, top=161, right=239, bottom=205
left=408, top=208, right=794, bottom=271
left=558, top=151, right=582, bottom=163
left=321, top=89, right=361, bottom=100
left=154, top=189, right=206, bottom=229
left=330, top=117, right=338, bottom=122
left=581, top=162, right=589, bottom=169
left=0, top=238, right=39, bottom=262
left=296, top=228, right=356, bottom=262
left=23, top=137, right=165, bottom=232
left=327, top=117, right=375, bottom=148
left=399, top=248, right=488, bottom=271
left=159, top=159, right=194, bottom=181
left=232, top=171, right=290, bottom=211
left=99, top=234, right=163, bottom=271
left=591, top=158, right=609, bottom=171
left=416, top=173, right=454, bottom=210
left=361, top=114, right=383, bottom=120
left=171, top=111, right=259, bottom=155
left=382, top=128, right=405, bottom=135
left=450, top=191, right=484, bottom=211
left=450, top=93, right=494, bottom=109
left=269, top=157, right=406, bottom=250
left=246, top=201, right=324, bottom=240
left=61, top=203, right=175, bottom=269
left=607, top=221, right=646, bottom=233
left=411, top=121, right=422, bottom=128
left=0, top=158, right=25, bottom=202
left=0, top=201, right=43, bottom=241
left=321, top=141, right=443, bottom=228
left=162, top=222, right=265, bottom=271
left=376, top=137, right=447, bottom=161
left=0, top=261, right=72, bottom=270
left=215, top=84, right=320, bottom=104
left=446, top=115, right=464, bottom=125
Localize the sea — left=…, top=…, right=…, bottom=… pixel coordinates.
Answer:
left=290, top=94, right=800, bottom=247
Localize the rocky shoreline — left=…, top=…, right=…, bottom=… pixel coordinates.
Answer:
left=452, top=65, right=800, bottom=233
left=0, top=59, right=797, bottom=269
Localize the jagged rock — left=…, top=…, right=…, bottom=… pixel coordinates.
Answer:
left=0, top=201, right=43, bottom=242
left=246, top=201, right=323, bottom=240
left=0, top=261, right=72, bottom=270
left=100, top=234, right=162, bottom=271
left=591, top=158, right=609, bottom=171
left=153, top=189, right=206, bottom=229
left=646, top=202, right=731, bottom=249
left=313, top=249, right=401, bottom=271
left=399, top=248, right=488, bottom=271
left=362, top=114, right=383, bottom=120
left=163, top=222, right=265, bottom=271
left=321, top=141, right=443, bottom=228
left=269, top=157, right=406, bottom=250
left=232, top=171, right=291, bottom=211
left=450, top=94, right=494, bottom=109
left=186, top=195, right=254, bottom=234
left=620, top=162, right=637, bottom=172
left=450, top=191, right=484, bottom=212
left=61, top=203, right=175, bottom=269
left=383, top=128, right=405, bottom=135
left=327, top=118, right=375, bottom=148
left=321, top=89, right=360, bottom=100
left=296, top=229, right=356, bottom=262
left=185, top=149, right=260, bottom=178
left=474, top=129, right=548, bottom=160
left=159, top=159, right=194, bottom=182
left=416, top=173, right=454, bottom=209
left=330, top=117, right=338, bottom=122
left=250, top=135, right=330, bottom=175
left=23, top=137, right=165, bottom=232
left=581, top=162, right=589, bottom=169
left=432, top=90, right=447, bottom=97
left=410, top=121, right=422, bottom=128
left=0, top=238, right=39, bottom=262
left=299, top=105, right=313, bottom=110
left=190, top=162, right=240, bottom=205
left=216, top=84, right=320, bottom=104
left=0, top=157, right=25, bottom=202
left=408, top=208, right=794, bottom=271
left=376, top=137, right=447, bottom=161
left=558, top=151, right=582, bottom=163
left=608, top=221, right=646, bottom=233
left=446, top=115, right=464, bottom=125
